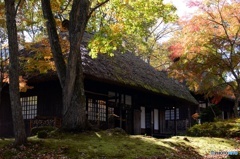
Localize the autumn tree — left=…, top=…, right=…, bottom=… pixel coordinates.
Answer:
left=41, top=0, right=177, bottom=130
left=169, top=0, right=240, bottom=117
left=4, top=0, right=27, bottom=145
left=150, top=40, right=177, bottom=70
left=87, top=1, right=178, bottom=63
left=16, top=0, right=44, bottom=43
left=140, top=22, right=179, bottom=65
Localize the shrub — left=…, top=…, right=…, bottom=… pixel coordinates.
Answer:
left=31, top=126, right=57, bottom=136
left=187, top=119, right=240, bottom=138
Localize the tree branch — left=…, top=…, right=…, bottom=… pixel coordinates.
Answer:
left=89, top=0, right=110, bottom=18
left=41, top=0, right=66, bottom=88
left=58, top=0, right=72, bottom=16
left=15, top=0, right=22, bottom=15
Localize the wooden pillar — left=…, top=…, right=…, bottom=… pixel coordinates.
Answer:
left=174, top=106, right=177, bottom=135
left=106, top=99, right=108, bottom=128
left=119, top=93, right=122, bottom=128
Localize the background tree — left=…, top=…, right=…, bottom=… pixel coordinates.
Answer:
left=135, top=21, right=179, bottom=65
left=169, top=0, right=240, bottom=117
left=4, top=0, right=27, bottom=145
left=87, top=0, right=178, bottom=60
left=150, top=40, right=176, bottom=70
left=41, top=0, right=177, bottom=130
left=16, top=0, right=44, bottom=43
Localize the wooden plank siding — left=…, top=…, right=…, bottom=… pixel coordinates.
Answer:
left=0, top=79, right=197, bottom=137
left=0, top=90, right=14, bottom=137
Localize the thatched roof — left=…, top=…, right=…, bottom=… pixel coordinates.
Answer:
left=20, top=42, right=198, bottom=105
left=80, top=47, right=198, bottom=105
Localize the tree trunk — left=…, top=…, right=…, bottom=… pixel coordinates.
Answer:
left=62, top=57, right=87, bottom=129
left=4, top=0, right=27, bottom=145
left=233, top=94, right=240, bottom=118
left=41, top=0, right=66, bottom=87
left=62, top=0, right=90, bottom=130
left=41, top=0, right=90, bottom=130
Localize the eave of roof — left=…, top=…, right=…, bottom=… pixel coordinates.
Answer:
left=23, top=45, right=198, bottom=105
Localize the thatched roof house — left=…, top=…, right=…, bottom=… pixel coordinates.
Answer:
left=1, top=44, right=198, bottom=137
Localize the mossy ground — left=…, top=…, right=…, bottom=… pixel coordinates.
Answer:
left=0, top=128, right=239, bottom=159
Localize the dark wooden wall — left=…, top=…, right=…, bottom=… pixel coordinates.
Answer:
left=0, top=89, right=14, bottom=137
left=0, top=78, right=198, bottom=137
left=22, top=81, right=62, bottom=135
left=35, top=81, right=62, bottom=117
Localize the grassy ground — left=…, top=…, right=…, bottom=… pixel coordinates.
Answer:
left=0, top=128, right=239, bottom=159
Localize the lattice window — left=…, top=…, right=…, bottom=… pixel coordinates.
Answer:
left=165, top=108, right=179, bottom=120
left=98, top=100, right=106, bottom=121
left=88, top=99, right=106, bottom=121
left=21, top=96, right=37, bottom=119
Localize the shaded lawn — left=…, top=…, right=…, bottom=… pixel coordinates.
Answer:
left=0, top=129, right=239, bottom=159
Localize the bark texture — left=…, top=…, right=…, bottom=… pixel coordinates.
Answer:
left=41, top=0, right=66, bottom=87
left=4, top=0, right=27, bottom=145
left=41, top=0, right=89, bottom=130
left=62, top=0, right=89, bottom=130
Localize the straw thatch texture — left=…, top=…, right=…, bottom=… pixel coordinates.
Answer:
left=81, top=47, right=198, bottom=104
left=20, top=42, right=197, bottom=105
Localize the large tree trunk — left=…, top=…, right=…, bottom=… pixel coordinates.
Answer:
left=4, top=0, right=27, bottom=145
left=41, top=0, right=89, bottom=130
left=62, top=58, right=87, bottom=129
left=61, top=0, right=89, bottom=130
